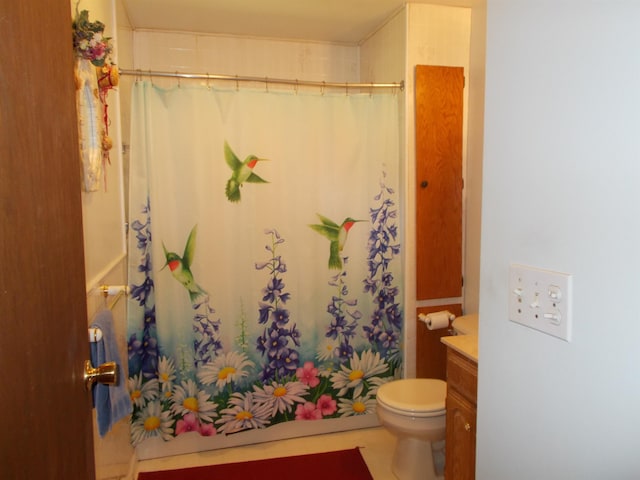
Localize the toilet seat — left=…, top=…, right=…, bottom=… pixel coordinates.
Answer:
left=377, top=379, right=446, bottom=417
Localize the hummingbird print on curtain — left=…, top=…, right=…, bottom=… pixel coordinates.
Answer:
left=162, top=225, right=207, bottom=303
left=309, top=214, right=364, bottom=270
left=224, top=141, right=269, bottom=203
left=161, top=224, right=222, bottom=368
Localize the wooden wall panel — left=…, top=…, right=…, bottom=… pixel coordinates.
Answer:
left=416, top=304, right=463, bottom=380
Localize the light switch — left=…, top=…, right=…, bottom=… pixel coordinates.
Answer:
left=508, top=263, right=573, bottom=341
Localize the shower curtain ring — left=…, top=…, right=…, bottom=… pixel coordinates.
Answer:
left=345, top=82, right=349, bottom=96
left=235, top=75, right=239, bottom=91
left=295, top=79, right=299, bottom=95
left=265, top=76, right=269, bottom=93
left=176, top=71, right=181, bottom=88
left=206, top=73, right=211, bottom=90
left=321, top=81, right=325, bottom=96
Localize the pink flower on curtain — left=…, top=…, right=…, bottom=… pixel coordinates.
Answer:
left=199, top=423, right=216, bottom=436
left=176, top=413, right=217, bottom=436
left=175, top=413, right=200, bottom=435
left=296, top=361, right=320, bottom=388
left=295, top=402, right=322, bottom=420
left=316, top=395, right=337, bottom=416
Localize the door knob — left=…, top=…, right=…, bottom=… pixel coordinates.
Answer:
left=420, top=180, right=428, bottom=188
left=84, top=360, right=118, bottom=391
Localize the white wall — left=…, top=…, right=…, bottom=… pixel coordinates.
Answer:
left=72, top=0, right=133, bottom=478
left=478, top=1, right=640, bottom=478
left=131, top=31, right=360, bottom=88
left=361, top=5, right=472, bottom=377
left=78, top=0, right=127, bottom=292
left=462, top=0, right=486, bottom=316
left=405, top=5, right=472, bottom=378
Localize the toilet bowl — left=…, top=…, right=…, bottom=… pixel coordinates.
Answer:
left=376, top=378, right=447, bottom=480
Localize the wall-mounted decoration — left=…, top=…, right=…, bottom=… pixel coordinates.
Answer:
left=72, top=6, right=117, bottom=192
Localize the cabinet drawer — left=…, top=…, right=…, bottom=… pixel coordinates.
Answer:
left=446, top=348, right=477, bottom=404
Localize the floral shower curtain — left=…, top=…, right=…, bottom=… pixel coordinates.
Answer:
left=126, top=81, right=402, bottom=457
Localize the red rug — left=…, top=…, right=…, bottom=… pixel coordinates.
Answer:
left=137, top=447, right=373, bottom=480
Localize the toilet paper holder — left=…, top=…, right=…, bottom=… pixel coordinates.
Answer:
left=418, top=310, right=455, bottom=332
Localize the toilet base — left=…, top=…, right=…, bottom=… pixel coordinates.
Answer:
left=391, top=436, right=443, bottom=480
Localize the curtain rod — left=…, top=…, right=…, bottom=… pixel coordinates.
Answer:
left=119, top=69, right=404, bottom=91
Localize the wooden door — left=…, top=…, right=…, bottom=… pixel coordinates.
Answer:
left=0, top=0, right=96, bottom=478
left=415, top=65, right=464, bottom=300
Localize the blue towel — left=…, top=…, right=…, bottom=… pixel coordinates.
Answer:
left=90, top=309, right=132, bottom=437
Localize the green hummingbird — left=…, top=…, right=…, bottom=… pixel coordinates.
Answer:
left=309, top=214, right=364, bottom=270
left=224, top=141, right=269, bottom=203
left=162, top=225, right=207, bottom=303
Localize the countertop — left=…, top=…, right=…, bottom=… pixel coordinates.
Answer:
left=441, top=334, right=478, bottom=363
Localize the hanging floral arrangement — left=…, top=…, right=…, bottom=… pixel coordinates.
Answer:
left=72, top=7, right=112, bottom=67
left=72, top=5, right=118, bottom=192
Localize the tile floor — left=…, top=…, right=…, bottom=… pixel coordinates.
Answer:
left=134, top=426, right=396, bottom=479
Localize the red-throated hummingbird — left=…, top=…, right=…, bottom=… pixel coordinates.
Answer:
left=309, top=214, right=364, bottom=270
left=162, top=225, right=207, bottom=303
left=224, top=141, right=269, bottom=202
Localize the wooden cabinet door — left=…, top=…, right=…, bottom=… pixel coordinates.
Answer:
left=415, top=65, right=464, bottom=300
left=445, top=388, right=476, bottom=480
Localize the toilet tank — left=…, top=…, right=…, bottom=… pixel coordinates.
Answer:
left=452, top=313, right=478, bottom=335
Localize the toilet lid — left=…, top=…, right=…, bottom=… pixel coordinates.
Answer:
left=377, top=379, right=446, bottom=414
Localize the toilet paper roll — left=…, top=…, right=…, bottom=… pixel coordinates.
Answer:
left=419, top=310, right=453, bottom=330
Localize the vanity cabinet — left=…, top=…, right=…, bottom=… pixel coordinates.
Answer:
left=445, top=347, right=477, bottom=480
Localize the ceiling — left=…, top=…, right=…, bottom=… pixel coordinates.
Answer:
left=121, top=0, right=472, bottom=44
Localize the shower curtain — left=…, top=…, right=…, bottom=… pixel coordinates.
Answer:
left=126, top=81, right=402, bottom=456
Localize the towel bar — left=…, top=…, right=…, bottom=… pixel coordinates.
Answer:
left=88, top=327, right=103, bottom=343
left=100, top=284, right=129, bottom=296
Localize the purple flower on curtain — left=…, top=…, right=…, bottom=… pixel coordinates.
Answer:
left=362, top=172, right=402, bottom=360
left=255, top=229, right=300, bottom=382
left=192, top=299, right=223, bottom=367
left=127, top=199, right=164, bottom=447
left=128, top=198, right=158, bottom=379
left=323, top=268, right=362, bottom=366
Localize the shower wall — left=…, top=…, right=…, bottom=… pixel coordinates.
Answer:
left=361, top=4, right=471, bottom=378
left=74, top=0, right=133, bottom=479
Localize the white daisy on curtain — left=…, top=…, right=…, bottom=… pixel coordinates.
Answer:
left=330, top=350, right=389, bottom=397
left=197, top=350, right=255, bottom=390
left=130, top=401, right=174, bottom=445
left=216, top=392, right=272, bottom=434
left=170, top=378, right=218, bottom=423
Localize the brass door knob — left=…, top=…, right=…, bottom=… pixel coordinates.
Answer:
left=84, top=360, right=118, bottom=391
left=464, top=422, right=472, bottom=432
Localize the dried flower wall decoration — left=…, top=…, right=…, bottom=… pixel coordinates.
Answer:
left=72, top=4, right=118, bottom=192
left=72, top=7, right=113, bottom=67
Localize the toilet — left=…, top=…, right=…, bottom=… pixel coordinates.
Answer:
left=376, top=378, right=446, bottom=480
left=376, top=313, right=478, bottom=480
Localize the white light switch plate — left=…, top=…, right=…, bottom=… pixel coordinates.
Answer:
left=508, top=263, right=573, bottom=341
